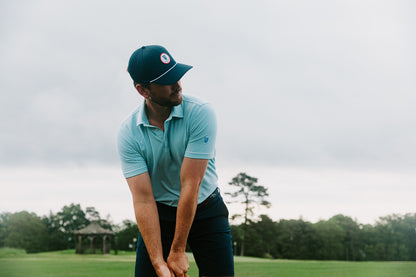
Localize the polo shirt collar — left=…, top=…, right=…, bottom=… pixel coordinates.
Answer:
left=169, top=102, right=184, bottom=119
left=136, top=100, right=184, bottom=126
left=136, top=101, right=149, bottom=126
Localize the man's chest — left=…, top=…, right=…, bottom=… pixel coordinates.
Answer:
left=139, top=120, right=189, bottom=164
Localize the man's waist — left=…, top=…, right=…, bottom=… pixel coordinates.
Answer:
left=197, top=187, right=220, bottom=208
left=156, top=187, right=222, bottom=221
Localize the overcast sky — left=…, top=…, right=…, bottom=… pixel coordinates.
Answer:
left=1, top=0, right=415, bottom=225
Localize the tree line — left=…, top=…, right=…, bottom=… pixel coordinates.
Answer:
left=1, top=204, right=415, bottom=261
left=1, top=173, right=415, bottom=260
left=0, top=204, right=138, bottom=254
left=231, top=213, right=416, bottom=261
left=225, top=173, right=416, bottom=261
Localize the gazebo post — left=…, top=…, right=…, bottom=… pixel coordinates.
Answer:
left=77, top=235, right=83, bottom=254
left=88, top=236, right=95, bottom=254
left=103, top=235, right=107, bottom=254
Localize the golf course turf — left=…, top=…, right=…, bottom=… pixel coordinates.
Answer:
left=1, top=249, right=415, bottom=277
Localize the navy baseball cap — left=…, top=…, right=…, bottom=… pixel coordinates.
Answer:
left=127, top=45, right=192, bottom=85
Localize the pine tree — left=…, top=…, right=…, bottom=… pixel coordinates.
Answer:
left=226, top=172, right=271, bottom=256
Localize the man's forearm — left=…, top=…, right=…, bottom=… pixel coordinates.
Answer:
left=134, top=201, right=165, bottom=269
left=167, top=158, right=208, bottom=276
left=170, top=183, right=200, bottom=251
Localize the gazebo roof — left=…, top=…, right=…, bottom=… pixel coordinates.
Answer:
left=74, top=223, right=114, bottom=235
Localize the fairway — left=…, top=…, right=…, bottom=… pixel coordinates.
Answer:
left=1, top=250, right=416, bottom=277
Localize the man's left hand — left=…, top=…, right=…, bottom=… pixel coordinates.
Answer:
left=167, top=250, right=189, bottom=277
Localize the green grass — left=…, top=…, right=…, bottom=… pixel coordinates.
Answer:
left=1, top=248, right=415, bottom=277
left=0, top=247, right=27, bottom=258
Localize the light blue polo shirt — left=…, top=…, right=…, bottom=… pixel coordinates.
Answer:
left=117, top=94, right=218, bottom=206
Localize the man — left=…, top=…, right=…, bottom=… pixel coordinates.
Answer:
left=117, top=45, right=234, bottom=277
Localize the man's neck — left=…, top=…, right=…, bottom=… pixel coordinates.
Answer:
left=145, top=99, right=172, bottom=130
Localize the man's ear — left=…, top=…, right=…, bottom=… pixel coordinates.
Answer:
left=135, top=84, right=150, bottom=99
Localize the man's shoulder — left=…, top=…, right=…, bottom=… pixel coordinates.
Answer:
left=182, top=94, right=213, bottom=114
left=183, top=94, right=211, bottom=107
left=119, top=104, right=143, bottom=135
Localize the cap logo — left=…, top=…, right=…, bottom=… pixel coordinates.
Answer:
left=160, top=53, right=171, bottom=64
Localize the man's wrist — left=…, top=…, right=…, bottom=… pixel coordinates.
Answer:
left=152, top=258, right=167, bottom=269
left=170, top=243, right=186, bottom=253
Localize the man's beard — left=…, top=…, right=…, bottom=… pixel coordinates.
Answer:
left=149, top=91, right=182, bottom=107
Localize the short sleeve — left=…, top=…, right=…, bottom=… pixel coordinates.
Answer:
left=184, top=103, right=217, bottom=159
left=117, top=125, right=148, bottom=178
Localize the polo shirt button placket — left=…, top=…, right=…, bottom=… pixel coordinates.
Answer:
left=163, top=124, right=168, bottom=151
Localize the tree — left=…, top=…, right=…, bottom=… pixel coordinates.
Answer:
left=360, top=223, right=379, bottom=260
left=42, top=203, right=115, bottom=251
left=226, top=172, right=271, bottom=256
left=43, top=211, right=70, bottom=251
left=373, top=213, right=416, bottom=261
left=313, top=219, right=346, bottom=260
left=85, top=206, right=113, bottom=230
left=276, top=219, right=317, bottom=259
left=116, top=220, right=139, bottom=251
left=2, top=211, right=49, bottom=253
left=0, top=212, right=11, bottom=247
left=245, top=215, right=278, bottom=258
left=51, top=203, right=89, bottom=233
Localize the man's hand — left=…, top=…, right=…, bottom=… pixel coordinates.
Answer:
left=154, top=262, right=175, bottom=277
left=167, top=250, right=190, bottom=277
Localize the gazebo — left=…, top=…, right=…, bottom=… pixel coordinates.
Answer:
left=74, top=223, right=114, bottom=254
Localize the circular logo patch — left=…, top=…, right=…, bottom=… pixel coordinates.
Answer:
left=160, top=53, right=171, bottom=64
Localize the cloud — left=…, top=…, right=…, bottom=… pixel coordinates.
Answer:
left=1, top=0, right=415, bottom=225
left=0, top=0, right=415, bottom=171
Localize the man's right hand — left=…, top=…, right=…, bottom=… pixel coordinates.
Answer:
left=154, top=262, right=175, bottom=277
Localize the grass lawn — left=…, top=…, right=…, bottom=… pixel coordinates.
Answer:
left=1, top=248, right=416, bottom=277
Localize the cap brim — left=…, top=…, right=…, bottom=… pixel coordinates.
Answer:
left=152, top=63, right=193, bottom=85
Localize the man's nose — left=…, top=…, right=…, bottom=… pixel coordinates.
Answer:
left=172, top=81, right=181, bottom=90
